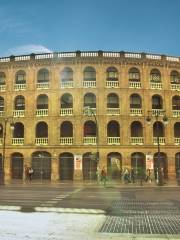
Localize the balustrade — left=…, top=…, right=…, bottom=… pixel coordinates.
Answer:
left=13, top=110, right=25, bottom=117
left=83, top=137, right=97, bottom=145
left=171, top=84, right=180, bottom=91
left=83, top=81, right=96, bottom=88
left=172, top=110, right=180, bottom=117
left=130, top=137, right=144, bottom=145
left=150, top=82, right=162, bottom=89
left=153, top=137, right=165, bottom=145
left=35, top=138, right=48, bottom=145
left=106, top=81, right=119, bottom=88
left=12, top=138, right=24, bottom=145
left=36, top=82, right=49, bottom=89
left=36, top=109, right=48, bottom=116
left=0, top=111, right=4, bottom=117
left=107, top=108, right=120, bottom=115
left=175, top=138, right=180, bottom=145
left=60, top=81, right=74, bottom=88
left=59, top=137, right=73, bottom=145
left=60, top=108, right=73, bottom=116
left=152, top=109, right=165, bottom=116
left=129, top=81, right=141, bottom=88
left=130, top=108, right=142, bottom=116
left=107, top=137, right=120, bottom=145
left=14, top=84, right=26, bottom=91
left=0, top=85, right=6, bottom=91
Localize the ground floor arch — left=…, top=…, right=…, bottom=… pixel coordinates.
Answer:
left=131, top=152, right=146, bottom=174
left=11, top=153, right=24, bottom=179
left=83, top=152, right=97, bottom=180
left=32, top=151, right=51, bottom=180
left=175, top=152, right=180, bottom=178
left=107, top=152, right=122, bottom=179
left=154, top=152, right=168, bottom=179
left=59, top=152, right=74, bottom=180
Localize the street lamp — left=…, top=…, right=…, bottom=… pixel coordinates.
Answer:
left=146, top=111, right=168, bottom=186
left=84, top=106, right=99, bottom=178
left=0, top=117, right=14, bottom=185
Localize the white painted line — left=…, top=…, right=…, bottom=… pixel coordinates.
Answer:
left=0, top=205, right=21, bottom=211
left=45, top=201, right=58, bottom=204
left=34, top=207, right=105, bottom=214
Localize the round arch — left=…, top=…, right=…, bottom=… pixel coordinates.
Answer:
left=59, top=152, right=74, bottom=180
left=82, top=152, right=97, bottom=180
left=107, top=152, right=122, bottom=179
left=11, top=152, right=24, bottom=179
left=32, top=151, right=51, bottom=180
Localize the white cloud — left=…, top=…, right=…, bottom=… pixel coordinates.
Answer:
left=5, top=44, right=52, bottom=56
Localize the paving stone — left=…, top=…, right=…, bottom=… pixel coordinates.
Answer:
left=100, top=200, right=180, bottom=234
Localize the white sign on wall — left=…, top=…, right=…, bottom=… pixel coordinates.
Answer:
left=74, top=155, right=82, bottom=170
left=146, top=154, right=154, bottom=170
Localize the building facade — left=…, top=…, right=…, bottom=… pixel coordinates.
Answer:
left=0, top=51, right=179, bottom=182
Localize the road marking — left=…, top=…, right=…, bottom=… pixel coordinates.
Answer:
left=34, top=207, right=105, bottom=214
left=0, top=205, right=21, bottom=211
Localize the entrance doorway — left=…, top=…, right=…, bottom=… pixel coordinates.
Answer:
left=59, top=153, right=74, bottom=180
left=11, top=153, right=23, bottom=179
left=32, top=151, right=51, bottom=180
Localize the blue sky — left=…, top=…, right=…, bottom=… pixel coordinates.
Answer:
left=0, top=0, right=180, bottom=57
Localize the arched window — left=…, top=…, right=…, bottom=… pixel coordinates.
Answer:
left=153, top=121, right=165, bottom=137
left=172, top=96, right=180, bottom=110
left=130, top=94, right=142, bottom=108
left=83, top=67, right=96, bottom=81
left=60, top=93, right=73, bottom=108
left=150, top=69, right=161, bottom=82
left=15, top=70, right=26, bottom=84
left=131, top=121, right=143, bottom=137
left=0, top=72, right=6, bottom=85
left=60, top=121, right=73, bottom=137
left=14, top=95, right=25, bottom=110
left=107, top=121, right=120, bottom=137
left=13, top=122, right=24, bottom=138
left=37, top=68, right=49, bottom=83
left=107, top=93, right=119, bottom=108
left=170, top=70, right=180, bottom=84
left=36, top=121, right=48, bottom=138
left=106, top=67, right=118, bottom=81
left=0, top=96, right=4, bottom=111
left=129, top=68, right=140, bottom=81
left=152, top=95, right=163, bottom=109
left=61, top=67, right=73, bottom=82
left=174, top=122, right=180, bottom=138
left=84, top=93, right=96, bottom=108
left=84, top=121, right=96, bottom=137
left=36, top=94, right=48, bottom=109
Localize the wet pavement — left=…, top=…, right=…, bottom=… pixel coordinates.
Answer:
left=0, top=181, right=179, bottom=239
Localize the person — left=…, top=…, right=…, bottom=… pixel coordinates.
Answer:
left=96, top=166, right=100, bottom=183
left=146, top=168, right=152, bottom=183
left=28, top=167, right=34, bottom=181
left=24, top=165, right=29, bottom=181
left=123, top=168, right=130, bottom=183
left=101, top=167, right=107, bottom=186
left=131, top=168, right=135, bottom=183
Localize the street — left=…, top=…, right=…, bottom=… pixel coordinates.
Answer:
left=0, top=182, right=179, bottom=239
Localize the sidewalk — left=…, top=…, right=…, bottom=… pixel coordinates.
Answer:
left=3, top=179, right=180, bottom=188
